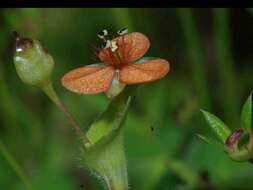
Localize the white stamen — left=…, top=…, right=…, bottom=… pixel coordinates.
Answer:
left=97, top=29, right=108, bottom=39
left=117, top=28, right=128, bottom=36
left=97, top=34, right=104, bottom=39
left=105, top=40, right=111, bottom=49
left=103, top=29, right=108, bottom=36
left=110, top=41, right=118, bottom=52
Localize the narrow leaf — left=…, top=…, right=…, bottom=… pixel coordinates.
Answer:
left=86, top=88, right=133, bottom=146
left=197, top=134, right=213, bottom=144
left=201, top=110, right=231, bottom=143
left=241, top=93, right=252, bottom=133
left=197, top=134, right=224, bottom=150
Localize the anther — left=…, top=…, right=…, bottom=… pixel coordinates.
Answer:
left=110, top=41, right=118, bottom=52
left=117, top=27, right=128, bottom=36
left=97, top=29, right=108, bottom=39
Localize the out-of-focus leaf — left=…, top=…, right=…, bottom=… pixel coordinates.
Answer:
left=185, top=139, right=253, bottom=185
left=129, top=154, right=169, bottom=190
left=32, top=170, right=75, bottom=190
left=201, top=110, right=231, bottom=143
left=177, top=8, right=211, bottom=109
left=241, top=93, right=252, bottom=133
left=213, top=8, right=240, bottom=127
left=154, top=158, right=198, bottom=190
left=155, top=171, right=185, bottom=190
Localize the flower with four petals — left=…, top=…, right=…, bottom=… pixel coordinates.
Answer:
left=61, top=30, right=170, bottom=97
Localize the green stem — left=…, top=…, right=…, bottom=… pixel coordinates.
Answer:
left=177, top=8, right=211, bottom=109
left=42, top=82, right=90, bottom=144
left=0, top=140, right=35, bottom=190
left=213, top=8, right=240, bottom=127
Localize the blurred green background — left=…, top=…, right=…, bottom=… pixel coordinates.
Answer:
left=0, top=8, right=253, bottom=190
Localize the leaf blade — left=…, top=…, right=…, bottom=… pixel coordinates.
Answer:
left=197, top=134, right=224, bottom=150
left=201, top=109, right=231, bottom=143
left=241, top=93, right=252, bottom=133
left=86, top=86, right=135, bottom=146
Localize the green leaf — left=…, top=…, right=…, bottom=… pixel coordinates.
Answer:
left=241, top=93, right=252, bottom=133
left=238, top=133, right=250, bottom=149
left=201, top=110, right=231, bottom=143
left=86, top=87, right=133, bottom=146
left=197, top=134, right=213, bottom=144
left=81, top=87, right=135, bottom=190
left=197, top=134, right=224, bottom=150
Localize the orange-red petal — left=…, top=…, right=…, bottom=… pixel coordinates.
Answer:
left=61, top=65, right=115, bottom=94
left=119, top=59, right=170, bottom=84
left=98, top=32, right=150, bottom=64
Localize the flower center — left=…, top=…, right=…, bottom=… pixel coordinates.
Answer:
left=97, top=28, right=128, bottom=69
left=103, top=40, right=123, bottom=69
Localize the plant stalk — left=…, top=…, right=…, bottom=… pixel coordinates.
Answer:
left=177, top=8, right=211, bottom=109
left=42, top=82, right=90, bottom=144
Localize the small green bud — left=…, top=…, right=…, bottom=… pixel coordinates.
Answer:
left=13, top=32, right=54, bottom=87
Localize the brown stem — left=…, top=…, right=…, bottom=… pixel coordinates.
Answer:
left=55, top=99, right=90, bottom=144
left=42, top=82, right=90, bottom=144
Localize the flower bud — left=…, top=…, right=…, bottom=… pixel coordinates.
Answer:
left=13, top=32, right=54, bottom=87
left=225, top=128, right=253, bottom=162
left=225, top=128, right=244, bottom=150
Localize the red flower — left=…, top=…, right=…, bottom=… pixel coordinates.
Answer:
left=61, top=31, right=170, bottom=97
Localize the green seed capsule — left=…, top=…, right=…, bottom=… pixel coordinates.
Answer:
left=13, top=33, right=54, bottom=87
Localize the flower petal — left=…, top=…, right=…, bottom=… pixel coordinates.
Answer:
left=120, top=59, right=170, bottom=84
left=61, top=64, right=115, bottom=94
left=116, top=32, right=150, bottom=63
left=98, top=32, right=150, bottom=64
